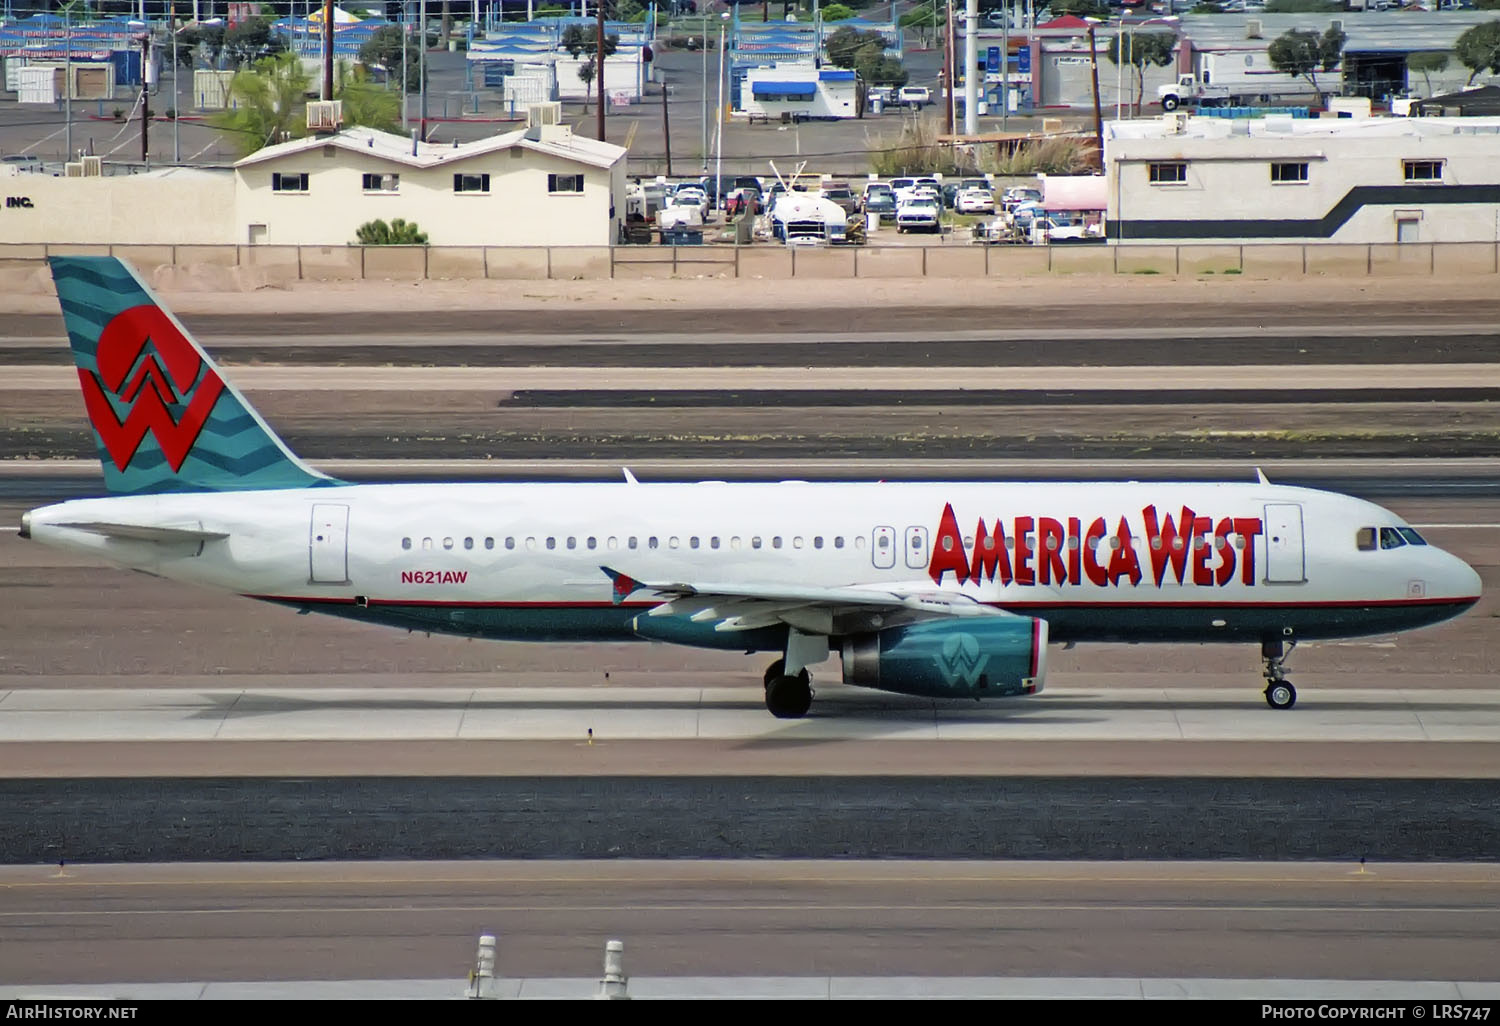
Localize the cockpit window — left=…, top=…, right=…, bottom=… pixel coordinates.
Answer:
left=1396, top=527, right=1428, bottom=546
left=1355, top=527, right=1376, bottom=551
left=1379, top=527, right=1407, bottom=550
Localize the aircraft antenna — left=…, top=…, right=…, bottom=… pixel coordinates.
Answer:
left=622, top=468, right=640, bottom=485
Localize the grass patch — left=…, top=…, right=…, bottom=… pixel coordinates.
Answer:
left=1223, top=268, right=1242, bottom=274
left=1134, top=268, right=1161, bottom=275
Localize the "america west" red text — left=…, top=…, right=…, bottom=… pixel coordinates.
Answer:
left=927, top=503, right=1264, bottom=589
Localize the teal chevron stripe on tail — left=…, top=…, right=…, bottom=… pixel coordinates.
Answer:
left=48, top=256, right=339, bottom=496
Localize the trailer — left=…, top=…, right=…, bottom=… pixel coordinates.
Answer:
left=1158, top=51, right=1335, bottom=111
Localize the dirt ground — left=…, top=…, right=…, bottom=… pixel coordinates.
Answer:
left=4, top=265, right=1500, bottom=318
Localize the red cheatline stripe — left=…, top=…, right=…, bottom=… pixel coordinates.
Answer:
left=243, top=595, right=1479, bottom=611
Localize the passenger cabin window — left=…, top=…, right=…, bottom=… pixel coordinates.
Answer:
left=401, top=537, right=412, bottom=550
left=1356, top=527, right=1377, bottom=551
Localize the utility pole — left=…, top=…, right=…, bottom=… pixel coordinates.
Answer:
left=420, top=0, right=428, bottom=138
left=1087, top=20, right=1103, bottom=172
left=1000, top=0, right=1008, bottom=131
left=401, top=1, right=408, bottom=132
left=699, top=11, right=707, bottom=171
left=140, top=35, right=150, bottom=166
left=172, top=3, right=179, bottom=162
left=322, top=0, right=334, bottom=101
left=963, top=0, right=976, bottom=135
left=64, top=4, right=71, bottom=163
left=943, top=0, right=954, bottom=136
left=662, top=79, right=671, bottom=176
left=595, top=0, right=605, bottom=141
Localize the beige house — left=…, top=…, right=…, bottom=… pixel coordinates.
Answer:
left=234, top=121, right=628, bottom=247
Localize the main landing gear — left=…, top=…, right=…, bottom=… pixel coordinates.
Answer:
left=762, top=658, right=813, bottom=719
left=1262, top=637, right=1298, bottom=710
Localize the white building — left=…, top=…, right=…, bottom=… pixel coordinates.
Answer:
left=1105, top=112, right=1500, bottom=245
left=233, top=118, right=628, bottom=247
left=740, top=66, right=858, bottom=120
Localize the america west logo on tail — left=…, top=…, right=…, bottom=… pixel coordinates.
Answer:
left=77, top=304, right=226, bottom=473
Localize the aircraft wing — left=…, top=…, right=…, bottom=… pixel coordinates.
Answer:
left=55, top=521, right=229, bottom=543
left=600, top=565, right=1006, bottom=634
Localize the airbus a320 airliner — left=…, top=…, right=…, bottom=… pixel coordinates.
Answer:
left=20, top=257, right=1482, bottom=717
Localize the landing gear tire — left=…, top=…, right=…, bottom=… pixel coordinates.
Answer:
left=763, top=659, right=785, bottom=688
left=765, top=670, right=813, bottom=719
left=1265, top=681, right=1297, bottom=710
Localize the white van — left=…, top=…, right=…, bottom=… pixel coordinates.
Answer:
left=898, top=86, right=930, bottom=107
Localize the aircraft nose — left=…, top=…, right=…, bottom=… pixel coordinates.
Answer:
left=1452, top=554, right=1483, bottom=602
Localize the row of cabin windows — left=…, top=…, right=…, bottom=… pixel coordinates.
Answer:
left=401, top=534, right=858, bottom=552
left=399, top=531, right=1260, bottom=554
left=271, top=172, right=587, bottom=195
left=1146, top=159, right=1445, bottom=187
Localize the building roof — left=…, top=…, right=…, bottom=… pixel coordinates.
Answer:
left=1173, top=11, right=1500, bottom=54
left=1108, top=112, right=1500, bottom=142
left=233, top=125, right=626, bottom=172
left=1414, top=85, right=1500, bottom=116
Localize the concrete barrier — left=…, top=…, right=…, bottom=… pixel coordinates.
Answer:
left=1113, top=245, right=1179, bottom=276
left=985, top=246, right=1051, bottom=276
left=1240, top=244, right=1305, bottom=276
left=923, top=246, right=987, bottom=279
left=1048, top=245, right=1114, bottom=274
left=1368, top=243, right=1434, bottom=276
left=611, top=247, right=678, bottom=280
left=1433, top=242, right=1499, bottom=276
left=670, top=249, right=737, bottom=278
left=1177, top=245, right=1244, bottom=276
left=426, top=246, right=487, bottom=280
left=854, top=246, right=924, bottom=278
left=1304, top=244, right=1370, bottom=276
left=0, top=244, right=49, bottom=261
left=737, top=247, right=794, bottom=280
left=790, top=247, right=856, bottom=279
left=299, top=246, right=363, bottom=280
left=548, top=246, right=612, bottom=279
left=485, top=247, right=549, bottom=279
left=238, top=245, right=301, bottom=283
left=362, top=245, right=428, bottom=281
left=173, top=244, right=238, bottom=267
left=109, top=245, right=176, bottom=270
left=44, top=243, right=112, bottom=257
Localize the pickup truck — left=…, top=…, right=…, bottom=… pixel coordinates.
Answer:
left=896, top=198, right=941, bottom=234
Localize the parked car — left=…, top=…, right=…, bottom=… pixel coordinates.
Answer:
left=896, top=197, right=941, bottom=233
left=942, top=177, right=989, bottom=208
left=670, top=185, right=710, bottom=218
left=894, top=176, right=940, bottom=206
left=862, top=182, right=897, bottom=222
left=1001, top=186, right=1042, bottom=211
left=898, top=85, right=931, bottom=108
left=1009, top=200, right=1043, bottom=233
left=819, top=181, right=860, bottom=216
left=955, top=187, right=996, bottom=214
left=1, top=154, right=44, bottom=174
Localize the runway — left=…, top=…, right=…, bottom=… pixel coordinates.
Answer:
left=3, top=862, right=1500, bottom=988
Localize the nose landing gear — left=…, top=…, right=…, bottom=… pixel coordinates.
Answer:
left=1262, top=637, right=1297, bottom=710
left=763, top=658, right=813, bottom=719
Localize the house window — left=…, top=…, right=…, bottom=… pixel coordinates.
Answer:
left=1148, top=162, right=1187, bottom=185
left=362, top=172, right=399, bottom=192
left=454, top=173, right=491, bottom=193
left=272, top=172, right=308, bottom=192
left=1270, top=162, right=1308, bottom=184
left=1403, top=159, right=1443, bottom=182
left=548, top=173, right=585, bottom=194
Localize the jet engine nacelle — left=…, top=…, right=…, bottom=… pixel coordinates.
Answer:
left=841, top=617, right=1048, bottom=699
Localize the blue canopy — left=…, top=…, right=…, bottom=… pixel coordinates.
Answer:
left=752, top=81, right=816, bottom=98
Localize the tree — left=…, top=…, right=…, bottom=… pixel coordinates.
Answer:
left=897, top=7, right=945, bottom=49
left=335, top=62, right=402, bottom=135
left=1407, top=51, right=1449, bottom=96
left=356, top=218, right=429, bottom=245
left=210, top=52, right=310, bottom=157
left=1267, top=25, right=1345, bottom=104
left=222, top=16, right=286, bottom=66
left=825, top=26, right=887, bottom=69
left=358, top=24, right=422, bottom=95
left=821, top=3, right=856, bottom=19
left=561, top=24, right=619, bottom=112
left=177, top=22, right=225, bottom=68
left=578, top=58, right=597, bottom=111
left=1455, top=21, right=1500, bottom=85
left=1106, top=31, right=1176, bottom=116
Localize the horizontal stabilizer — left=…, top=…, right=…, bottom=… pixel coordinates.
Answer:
left=56, top=521, right=229, bottom=543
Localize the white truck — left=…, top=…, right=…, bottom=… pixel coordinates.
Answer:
left=1157, top=51, right=1335, bottom=110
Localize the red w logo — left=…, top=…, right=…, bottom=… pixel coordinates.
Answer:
left=78, top=305, right=225, bottom=472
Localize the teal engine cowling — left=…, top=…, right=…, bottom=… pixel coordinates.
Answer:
left=840, top=617, right=1048, bottom=699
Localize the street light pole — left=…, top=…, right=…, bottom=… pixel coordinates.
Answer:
left=714, top=13, right=726, bottom=215
left=700, top=11, right=708, bottom=171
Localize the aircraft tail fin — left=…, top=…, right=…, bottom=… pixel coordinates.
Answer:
left=49, top=256, right=338, bottom=496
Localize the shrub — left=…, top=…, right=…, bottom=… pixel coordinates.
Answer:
left=355, top=218, right=429, bottom=245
